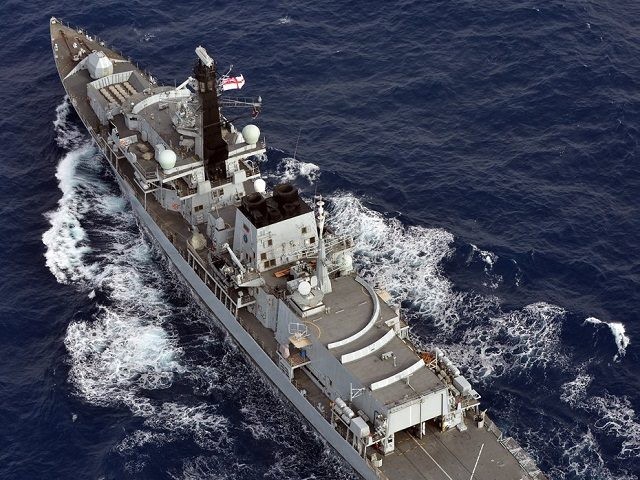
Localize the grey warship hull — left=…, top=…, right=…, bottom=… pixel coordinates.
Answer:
left=50, top=17, right=546, bottom=480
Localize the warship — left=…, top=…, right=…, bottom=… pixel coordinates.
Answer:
left=50, top=17, right=547, bottom=480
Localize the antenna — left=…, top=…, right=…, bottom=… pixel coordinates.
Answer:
left=293, top=126, right=302, bottom=160
left=350, top=383, right=365, bottom=401
left=195, top=45, right=214, bottom=67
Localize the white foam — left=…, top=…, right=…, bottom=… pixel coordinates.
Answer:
left=560, top=370, right=640, bottom=461
left=446, top=302, right=567, bottom=380
left=552, top=427, right=637, bottom=480
left=276, top=157, right=320, bottom=183
left=494, top=383, right=639, bottom=480
left=62, top=220, right=186, bottom=407
left=591, top=394, right=640, bottom=460
left=329, top=192, right=465, bottom=328
left=171, top=455, right=253, bottom=480
left=327, top=191, right=640, bottom=476
left=470, top=243, right=497, bottom=268
left=52, top=96, right=84, bottom=150
left=584, top=317, right=630, bottom=360
left=116, top=430, right=171, bottom=454
left=560, top=371, right=592, bottom=407
left=469, top=243, right=502, bottom=289
left=45, top=99, right=237, bottom=465
left=143, top=402, right=230, bottom=450
left=43, top=98, right=100, bottom=284
left=328, top=192, right=567, bottom=380
left=65, top=305, right=183, bottom=405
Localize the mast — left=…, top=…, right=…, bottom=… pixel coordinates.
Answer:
left=194, top=46, right=228, bottom=181
left=315, top=195, right=332, bottom=294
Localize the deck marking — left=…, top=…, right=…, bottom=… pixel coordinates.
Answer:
left=303, top=320, right=322, bottom=338
left=409, top=433, right=454, bottom=480
left=469, top=443, right=484, bottom=480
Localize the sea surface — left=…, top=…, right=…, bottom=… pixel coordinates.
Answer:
left=0, top=1, right=638, bottom=479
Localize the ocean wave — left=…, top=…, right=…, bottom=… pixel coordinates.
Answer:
left=52, top=96, right=84, bottom=150
left=327, top=192, right=566, bottom=381
left=584, top=317, right=630, bottom=360
left=170, top=455, right=255, bottom=480
left=45, top=99, right=232, bottom=469
left=448, top=302, right=568, bottom=380
left=44, top=98, right=632, bottom=478
left=275, top=157, right=320, bottom=184
left=45, top=99, right=352, bottom=478
left=469, top=243, right=502, bottom=289
left=42, top=97, right=101, bottom=284
left=560, top=371, right=640, bottom=461
left=328, top=192, right=463, bottom=328
left=549, top=427, right=638, bottom=480
left=560, top=371, right=592, bottom=407
left=592, top=394, right=640, bottom=460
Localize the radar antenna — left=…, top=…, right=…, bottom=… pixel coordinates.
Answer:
left=195, top=45, right=214, bottom=67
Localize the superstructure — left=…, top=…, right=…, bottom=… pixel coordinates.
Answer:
left=50, top=17, right=546, bottom=480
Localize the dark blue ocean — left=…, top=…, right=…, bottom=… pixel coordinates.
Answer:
left=0, top=1, right=638, bottom=479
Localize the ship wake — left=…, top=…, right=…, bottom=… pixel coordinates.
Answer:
left=326, top=190, right=637, bottom=480
left=43, top=98, right=232, bottom=469
left=43, top=98, right=352, bottom=479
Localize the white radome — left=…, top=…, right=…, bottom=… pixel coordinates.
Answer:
left=242, top=124, right=260, bottom=145
left=157, top=149, right=177, bottom=170
left=298, top=281, right=312, bottom=296
left=190, top=232, right=207, bottom=250
left=254, top=178, right=266, bottom=193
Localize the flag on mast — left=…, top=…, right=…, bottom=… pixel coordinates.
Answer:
left=220, top=74, right=245, bottom=91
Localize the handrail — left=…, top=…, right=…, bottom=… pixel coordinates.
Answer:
left=370, top=359, right=424, bottom=391
left=327, top=277, right=380, bottom=350
left=341, top=328, right=395, bottom=364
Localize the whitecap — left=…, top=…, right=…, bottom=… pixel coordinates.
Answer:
left=52, top=96, right=84, bottom=150
left=445, top=302, right=567, bottom=380
left=143, top=402, right=230, bottom=451
left=584, top=317, right=630, bottom=360
left=276, top=157, right=320, bottom=183
left=469, top=243, right=502, bottom=289
left=43, top=98, right=100, bottom=284
left=560, top=371, right=592, bottom=407
left=328, top=192, right=465, bottom=328
left=590, top=394, right=640, bottom=460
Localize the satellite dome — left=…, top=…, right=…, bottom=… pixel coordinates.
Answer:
left=242, top=124, right=260, bottom=145
left=254, top=178, right=266, bottom=193
left=298, top=281, right=312, bottom=296
left=190, top=231, right=207, bottom=250
left=158, top=149, right=177, bottom=170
